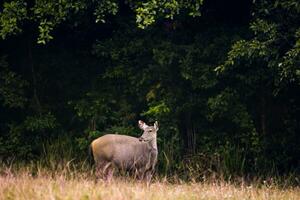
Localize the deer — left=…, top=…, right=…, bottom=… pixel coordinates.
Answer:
left=90, top=120, right=159, bottom=183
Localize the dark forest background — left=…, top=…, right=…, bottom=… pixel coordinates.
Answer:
left=0, top=0, right=299, bottom=180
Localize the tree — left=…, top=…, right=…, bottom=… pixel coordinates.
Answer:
left=0, top=0, right=203, bottom=44
left=216, top=0, right=300, bottom=171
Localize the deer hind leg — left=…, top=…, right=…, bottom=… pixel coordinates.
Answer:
left=104, top=163, right=114, bottom=183
left=95, top=161, right=104, bottom=180
left=95, top=161, right=112, bottom=181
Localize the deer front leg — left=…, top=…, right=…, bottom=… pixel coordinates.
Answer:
left=144, top=170, right=154, bottom=186
left=134, top=168, right=145, bottom=181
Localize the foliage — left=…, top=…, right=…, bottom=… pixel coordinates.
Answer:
left=134, top=0, right=203, bottom=29
left=0, top=57, right=58, bottom=159
left=0, top=0, right=27, bottom=39
left=0, top=0, right=203, bottom=43
left=0, top=56, right=28, bottom=108
left=217, top=0, right=300, bottom=89
left=215, top=0, right=300, bottom=172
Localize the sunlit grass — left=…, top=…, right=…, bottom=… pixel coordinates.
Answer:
left=0, top=166, right=299, bottom=200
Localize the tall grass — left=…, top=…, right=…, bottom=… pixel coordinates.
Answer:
left=0, top=164, right=299, bottom=200
left=1, top=137, right=299, bottom=200
left=22, top=136, right=298, bottom=186
left=2, top=135, right=298, bottom=190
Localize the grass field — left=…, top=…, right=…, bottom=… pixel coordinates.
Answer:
left=0, top=168, right=299, bottom=200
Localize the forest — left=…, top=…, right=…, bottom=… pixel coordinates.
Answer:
left=0, top=0, right=299, bottom=195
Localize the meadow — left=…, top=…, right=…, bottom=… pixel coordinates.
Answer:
left=0, top=164, right=299, bottom=200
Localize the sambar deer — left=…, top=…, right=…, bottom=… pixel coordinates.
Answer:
left=90, top=120, right=159, bottom=182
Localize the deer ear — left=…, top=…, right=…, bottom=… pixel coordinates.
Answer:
left=154, top=121, right=159, bottom=131
left=138, top=120, right=148, bottom=130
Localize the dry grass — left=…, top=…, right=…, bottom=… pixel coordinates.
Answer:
left=0, top=168, right=299, bottom=200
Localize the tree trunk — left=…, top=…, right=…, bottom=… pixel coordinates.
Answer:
left=179, top=111, right=196, bottom=154
left=261, top=94, right=267, bottom=135
left=259, top=83, right=270, bottom=136
left=27, top=36, right=42, bottom=116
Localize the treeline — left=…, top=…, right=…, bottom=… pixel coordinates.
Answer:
left=0, top=0, right=299, bottom=179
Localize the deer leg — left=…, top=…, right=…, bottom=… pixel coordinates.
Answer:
left=104, top=162, right=115, bottom=183
left=103, top=163, right=114, bottom=183
left=144, top=170, right=153, bottom=186
left=95, top=161, right=110, bottom=181
left=95, top=162, right=103, bottom=180
left=133, top=168, right=139, bottom=180
left=136, top=168, right=146, bottom=181
left=105, top=166, right=114, bottom=183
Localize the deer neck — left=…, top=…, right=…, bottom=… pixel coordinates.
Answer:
left=148, top=136, right=157, bottom=150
